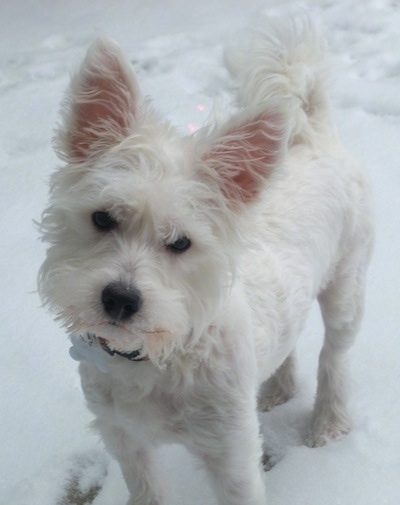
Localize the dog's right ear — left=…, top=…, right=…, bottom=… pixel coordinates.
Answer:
left=56, top=37, right=140, bottom=162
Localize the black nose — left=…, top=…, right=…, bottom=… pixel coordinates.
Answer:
left=101, top=283, right=142, bottom=321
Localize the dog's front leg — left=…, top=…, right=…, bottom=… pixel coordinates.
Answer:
left=98, top=423, right=164, bottom=505
left=79, top=364, right=164, bottom=504
left=194, top=409, right=266, bottom=505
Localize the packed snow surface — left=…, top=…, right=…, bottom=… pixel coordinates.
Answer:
left=1, top=1, right=400, bottom=504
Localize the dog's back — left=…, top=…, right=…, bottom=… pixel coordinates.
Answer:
left=226, top=18, right=374, bottom=446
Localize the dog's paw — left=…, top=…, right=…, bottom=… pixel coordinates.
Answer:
left=261, top=452, right=274, bottom=471
left=258, top=389, right=294, bottom=412
left=308, top=420, right=351, bottom=448
left=258, top=356, right=297, bottom=412
left=261, top=449, right=283, bottom=471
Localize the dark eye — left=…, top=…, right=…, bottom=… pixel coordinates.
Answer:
left=167, top=236, right=192, bottom=253
left=92, top=211, right=117, bottom=231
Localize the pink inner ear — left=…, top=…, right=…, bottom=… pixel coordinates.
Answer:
left=208, top=113, right=284, bottom=203
left=68, top=42, right=137, bottom=161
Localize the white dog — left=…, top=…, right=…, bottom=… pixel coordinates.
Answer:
left=38, top=17, right=373, bottom=505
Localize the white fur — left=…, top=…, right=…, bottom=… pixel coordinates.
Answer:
left=39, top=18, right=373, bottom=505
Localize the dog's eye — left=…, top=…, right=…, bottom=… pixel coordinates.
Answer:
left=92, top=211, right=117, bottom=231
left=167, top=236, right=192, bottom=253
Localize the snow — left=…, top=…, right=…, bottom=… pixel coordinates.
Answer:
left=1, top=0, right=400, bottom=504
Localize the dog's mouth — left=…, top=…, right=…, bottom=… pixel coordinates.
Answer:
left=97, top=336, right=149, bottom=362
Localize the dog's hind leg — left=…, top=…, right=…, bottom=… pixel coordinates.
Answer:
left=309, top=248, right=370, bottom=447
left=257, top=353, right=297, bottom=412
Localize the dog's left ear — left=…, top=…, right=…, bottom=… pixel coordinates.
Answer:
left=56, top=37, right=140, bottom=162
left=202, top=112, right=286, bottom=205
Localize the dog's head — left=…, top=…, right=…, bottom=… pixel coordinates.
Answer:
left=38, top=38, right=286, bottom=365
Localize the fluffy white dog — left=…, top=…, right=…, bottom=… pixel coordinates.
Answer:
left=39, top=17, right=373, bottom=505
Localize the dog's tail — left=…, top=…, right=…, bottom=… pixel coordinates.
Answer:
left=224, top=17, right=336, bottom=147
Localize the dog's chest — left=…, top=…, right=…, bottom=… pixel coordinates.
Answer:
left=80, top=361, right=217, bottom=443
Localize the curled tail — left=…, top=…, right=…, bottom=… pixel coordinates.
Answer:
left=224, top=17, right=335, bottom=147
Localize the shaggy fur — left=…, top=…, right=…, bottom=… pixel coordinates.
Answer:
left=38, top=17, right=373, bottom=505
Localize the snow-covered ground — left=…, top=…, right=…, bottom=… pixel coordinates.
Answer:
left=1, top=0, right=400, bottom=504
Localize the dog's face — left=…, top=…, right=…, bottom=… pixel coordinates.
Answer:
left=38, top=38, right=285, bottom=364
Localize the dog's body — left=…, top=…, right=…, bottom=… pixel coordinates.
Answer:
left=39, top=18, right=373, bottom=505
